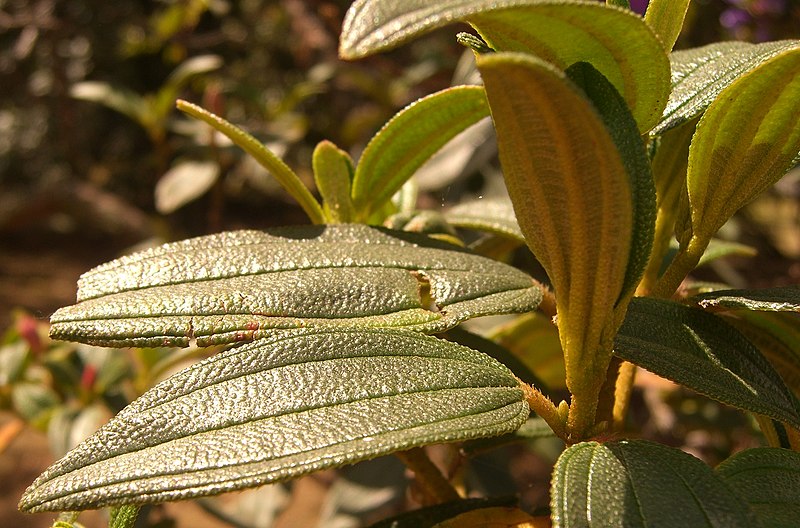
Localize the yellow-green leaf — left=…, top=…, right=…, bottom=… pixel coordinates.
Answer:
left=340, top=1, right=670, bottom=133
left=684, top=47, right=800, bottom=249
left=644, top=0, right=691, bottom=52
left=312, top=140, right=355, bottom=223
left=476, top=52, right=632, bottom=430
left=352, top=86, right=489, bottom=220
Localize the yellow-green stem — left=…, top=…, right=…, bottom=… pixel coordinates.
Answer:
left=521, top=382, right=568, bottom=441
left=651, top=238, right=705, bottom=299
left=395, top=447, right=461, bottom=504
left=612, top=361, right=637, bottom=431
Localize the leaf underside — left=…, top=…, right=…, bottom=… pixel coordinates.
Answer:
left=50, top=225, right=541, bottom=347
left=551, top=440, right=758, bottom=527
left=20, top=328, right=528, bottom=512
left=615, top=297, right=800, bottom=427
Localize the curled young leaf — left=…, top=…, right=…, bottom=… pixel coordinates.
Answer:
left=20, top=328, right=528, bottom=512
left=50, top=225, right=541, bottom=347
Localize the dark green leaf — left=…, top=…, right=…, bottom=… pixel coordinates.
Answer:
left=20, top=328, right=528, bottom=512
left=716, top=447, right=800, bottom=528
left=552, top=440, right=758, bottom=527
left=566, top=61, right=656, bottom=305
left=655, top=40, right=800, bottom=135
left=615, top=297, right=800, bottom=427
left=50, top=225, right=541, bottom=347
left=694, top=286, right=800, bottom=312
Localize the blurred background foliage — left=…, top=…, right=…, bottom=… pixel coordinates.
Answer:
left=0, top=1, right=798, bottom=527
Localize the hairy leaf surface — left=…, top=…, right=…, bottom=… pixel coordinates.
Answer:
left=684, top=47, right=800, bottom=247
left=341, top=0, right=669, bottom=132
left=615, top=297, right=800, bottom=427
left=477, top=52, right=632, bottom=398
left=20, top=328, right=528, bottom=512
left=655, top=40, right=800, bottom=135
left=693, top=286, right=800, bottom=312
left=643, top=0, right=690, bottom=52
left=716, top=447, right=800, bottom=528
left=551, top=440, right=757, bottom=527
left=312, top=140, right=355, bottom=223
left=352, top=86, right=489, bottom=220
left=50, top=225, right=541, bottom=347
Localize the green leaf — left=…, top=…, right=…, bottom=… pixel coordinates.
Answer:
left=176, top=100, right=325, bottom=224
left=444, top=197, right=524, bottom=243
left=684, top=47, right=800, bottom=247
left=109, top=505, right=141, bottom=528
left=565, top=61, right=655, bottom=304
left=721, top=311, right=800, bottom=397
left=644, top=0, right=690, bottom=52
left=693, top=286, right=800, bottom=312
left=312, top=140, right=355, bottom=223
left=551, top=440, right=758, bottom=527
left=351, top=86, right=489, bottom=220
left=477, top=52, right=632, bottom=414
left=716, top=447, right=800, bottom=528
left=614, top=297, right=800, bottom=427
left=50, top=225, right=541, bottom=347
left=655, top=40, right=800, bottom=135
left=19, top=328, right=528, bottom=512
left=340, top=0, right=670, bottom=133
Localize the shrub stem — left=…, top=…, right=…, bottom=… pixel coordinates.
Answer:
left=395, top=447, right=460, bottom=504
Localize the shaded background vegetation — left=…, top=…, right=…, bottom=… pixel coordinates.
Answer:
left=1, top=1, right=798, bottom=527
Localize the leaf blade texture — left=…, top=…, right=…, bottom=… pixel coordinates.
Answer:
left=50, top=225, right=541, bottom=347
left=693, top=286, right=800, bottom=313
left=477, top=51, right=632, bottom=399
left=20, top=328, right=528, bottom=512
left=716, top=447, right=800, bottom=528
left=615, top=297, right=800, bottom=427
left=551, top=440, right=758, bottom=527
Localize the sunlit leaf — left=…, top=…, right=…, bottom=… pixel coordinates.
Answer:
left=477, top=52, right=632, bottom=412
left=684, top=47, right=800, bottom=246
left=644, top=0, right=690, bottom=52
left=50, top=225, right=541, bottom=347
left=341, top=0, right=670, bottom=132
left=70, top=82, right=147, bottom=125
left=20, top=328, right=528, bottom=512
left=312, top=140, right=355, bottom=223
left=352, top=86, right=489, bottom=220
left=551, top=440, right=758, bottom=527
left=716, top=447, right=800, bottom=528
left=615, top=297, right=800, bottom=427
left=693, top=286, right=800, bottom=313
left=154, top=160, right=219, bottom=214
left=655, top=40, right=800, bottom=135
